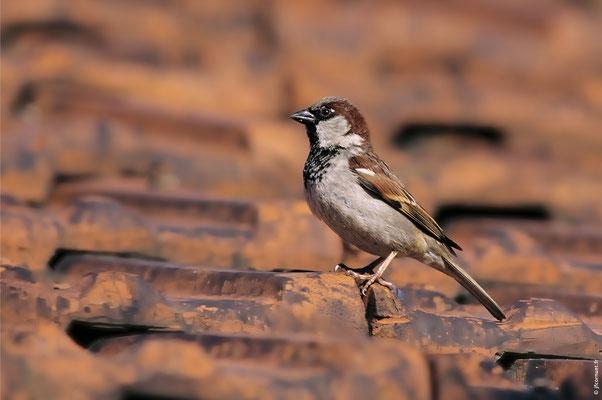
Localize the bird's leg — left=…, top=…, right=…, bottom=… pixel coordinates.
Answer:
left=334, top=251, right=398, bottom=295
left=359, top=251, right=398, bottom=295
left=334, top=257, right=384, bottom=279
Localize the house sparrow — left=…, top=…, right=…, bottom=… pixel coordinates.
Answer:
left=290, top=96, right=506, bottom=321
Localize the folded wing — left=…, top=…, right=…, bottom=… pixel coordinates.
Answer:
left=350, top=153, right=462, bottom=255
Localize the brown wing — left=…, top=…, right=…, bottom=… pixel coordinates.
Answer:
left=349, top=153, right=462, bottom=255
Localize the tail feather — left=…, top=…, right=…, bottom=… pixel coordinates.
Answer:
left=442, top=257, right=506, bottom=321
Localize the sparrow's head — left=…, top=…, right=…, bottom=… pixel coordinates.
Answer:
left=290, top=96, right=371, bottom=150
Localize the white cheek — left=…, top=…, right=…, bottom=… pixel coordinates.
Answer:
left=317, top=115, right=361, bottom=148
left=339, top=134, right=364, bottom=148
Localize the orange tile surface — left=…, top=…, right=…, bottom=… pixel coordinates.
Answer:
left=2, top=1, right=601, bottom=399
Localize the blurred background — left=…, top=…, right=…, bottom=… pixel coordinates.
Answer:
left=2, top=1, right=602, bottom=399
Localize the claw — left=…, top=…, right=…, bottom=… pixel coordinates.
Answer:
left=377, top=278, right=396, bottom=291
left=333, top=251, right=398, bottom=296
left=358, top=278, right=396, bottom=296
left=334, top=263, right=372, bottom=280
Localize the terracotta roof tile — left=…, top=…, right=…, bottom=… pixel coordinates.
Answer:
left=2, top=0, right=601, bottom=397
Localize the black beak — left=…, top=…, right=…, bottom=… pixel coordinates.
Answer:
left=290, top=109, right=316, bottom=125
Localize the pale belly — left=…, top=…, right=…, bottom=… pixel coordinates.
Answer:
left=305, top=167, right=426, bottom=258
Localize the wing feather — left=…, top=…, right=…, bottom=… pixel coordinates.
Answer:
left=350, top=153, right=462, bottom=254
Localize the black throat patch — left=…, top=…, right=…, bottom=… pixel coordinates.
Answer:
left=303, top=145, right=342, bottom=188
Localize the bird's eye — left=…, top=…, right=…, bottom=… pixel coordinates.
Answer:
left=319, top=108, right=333, bottom=118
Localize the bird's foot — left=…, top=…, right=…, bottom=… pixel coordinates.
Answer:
left=334, top=263, right=396, bottom=296
left=360, top=276, right=396, bottom=296
left=334, top=263, right=373, bottom=279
